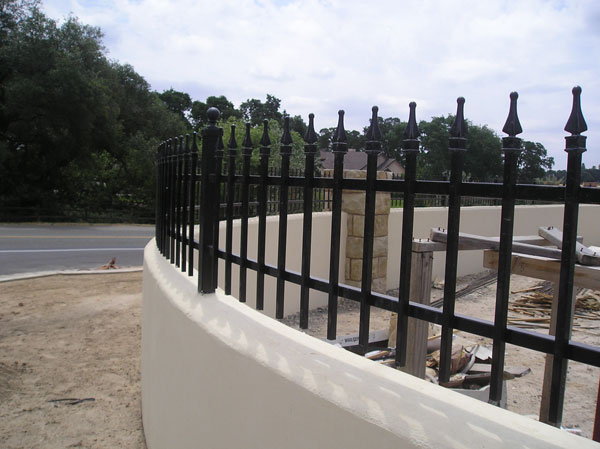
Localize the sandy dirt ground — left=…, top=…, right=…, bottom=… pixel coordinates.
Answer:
left=1, top=270, right=598, bottom=446
left=0, top=272, right=146, bottom=449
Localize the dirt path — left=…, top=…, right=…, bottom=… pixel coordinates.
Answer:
left=0, top=272, right=145, bottom=449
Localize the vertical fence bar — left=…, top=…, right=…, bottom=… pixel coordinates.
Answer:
left=239, top=123, right=254, bottom=303
left=439, top=98, right=468, bottom=384
left=548, top=86, right=587, bottom=426
left=175, top=136, right=183, bottom=268
left=213, top=129, right=224, bottom=288
left=489, top=92, right=523, bottom=405
left=256, top=120, right=271, bottom=310
left=225, top=125, right=238, bottom=295
left=300, top=114, right=318, bottom=329
left=358, top=106, right=381, bottom=352
left=156, top=143, right=163, bottom=253
left=181, top=135, right=190, bottom=272
left=167, top=139, right=175, bottom=261
left=170, top=139, right=178, bottom=263
left=395, top=102, right=420, bottom=366
left=276, top=117, right=293, bottom=318
left=327, top=110, right=348, bottom=340
left=198, top=107, right=221, bottom=293
left=187, top=133, right=199, bottom=276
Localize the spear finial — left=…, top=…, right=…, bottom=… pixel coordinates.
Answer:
left=403, top=102, right=420, bottom=153
left=332, top=110, right=347, bottom=153
left=280, top=116, right=293, bottom=146
left=565, top=86, right=587, bottom=135
left=242, top=122, right=253, bottom=148
left=304, top=113, right=318, bottom=145
left=228, top=124, right=237, bottom=149
left=502, top=92, right=522, bottom=137
left=366, top=106, right=382, bottom=142
left=260, top=119, right=271, bottom=147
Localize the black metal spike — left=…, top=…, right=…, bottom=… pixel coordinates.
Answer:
left=304, top=113, right=318, bottom=144
left=502, top=92, right=523, bottom=137
left=333, top=110, right=347, bottom=144
left=242, top=123, right=253, bottom=148
left=192, top=132, right=198, bottom=152
left=178, top=135, right=184, bottom=154
left=260, top=119, right=271, bottom=146
left=280, top=116, right=293, bottom=146
left=366, top=106, right=382, bottom=141
left=565, top=86, right=587, bottom=135
left=404, top=102, right=419, bottom=140
left=228, top=125, right=237, bottom=149
left=450, top=97, right=467, bottom=138
left=185, top=134, right=190, bottom=153
left=216, top=128, right=225, bottom=152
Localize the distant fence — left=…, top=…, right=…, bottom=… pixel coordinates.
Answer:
left=155, top=87, right=600, bottom=431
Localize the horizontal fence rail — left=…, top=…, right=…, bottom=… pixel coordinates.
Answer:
left=155, top=87, right=600, bottom=430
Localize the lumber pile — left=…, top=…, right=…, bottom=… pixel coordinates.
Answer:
left=508, top=282, right=600, bottom=329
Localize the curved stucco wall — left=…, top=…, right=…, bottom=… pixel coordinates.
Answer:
left=142, top=241, right=595, bottom=449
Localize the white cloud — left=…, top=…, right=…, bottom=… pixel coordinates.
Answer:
left=43, top=0, right=600, bottom=168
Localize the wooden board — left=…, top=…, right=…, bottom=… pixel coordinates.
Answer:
left=483, top=250, right=600, bottom=290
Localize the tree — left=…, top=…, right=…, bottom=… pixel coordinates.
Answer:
left=0, top=3, right=186, bottom=219
left=191, top=95, right=239, bottom=130
left=517, top=141, right=554, bottom=183
left=158, top=88, right=192, bottom=124
left=418, top=115, right=503, bottom=181
left=220, top=117, right=305, bottom=171
left=239, top=94, right=283, bottom=126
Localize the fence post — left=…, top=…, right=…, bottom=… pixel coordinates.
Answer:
left=395, top=102, right=420, bottom=367
left=439, top=97, right=468, bottom=384
left=547, top=86, right=587, bottom=426
left=198, top=107, right=221, bottom=294
left=489, top=92, right=523, bottom=405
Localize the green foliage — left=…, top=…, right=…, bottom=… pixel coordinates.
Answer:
left=517, top=141, right=554, bottom=183
left=239, top=94, right=283, bottom=126
left=0, top=3, right=186, bottom=219
left=158, top=88, right=192, bottom=124
left=220, top=117, right=305, bottom=171
left=418, top=115, right=503, bottom=181
left=191, top=95, right=240, bottom=130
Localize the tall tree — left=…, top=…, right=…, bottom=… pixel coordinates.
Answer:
left=158, top=88, right=192, bottom=123
left=191, top=95, right=239, bottom=130
left=418, top=115, right=503, bottom=181
left=239, top=94, right=283, bottom=126
left=517, top=141, right=554, bottom=183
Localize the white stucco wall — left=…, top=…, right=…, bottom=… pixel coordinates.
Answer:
left=216, top=212, right=346, bottom=318
left=387, top=204, right=600, bottom=289
left=142, top=241, right=596, bottom=449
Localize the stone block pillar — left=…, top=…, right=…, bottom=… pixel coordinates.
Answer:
left=341, top=170, right=392, bottom=293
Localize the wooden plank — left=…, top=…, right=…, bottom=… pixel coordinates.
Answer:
left=483, top=250, right=600, bottom=290
left=389, top=250, right=432, bottom=378
left=431, top=229, right=564, bottom=259
left=539, top=285, right=577, bottom=424
left=539, top=226, right=600, bottom=266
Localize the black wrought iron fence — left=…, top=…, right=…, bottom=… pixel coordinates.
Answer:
left=155, top=87, right=600, bottom=430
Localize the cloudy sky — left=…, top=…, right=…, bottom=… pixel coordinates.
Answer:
left=42, top=0, right=600, bottom=169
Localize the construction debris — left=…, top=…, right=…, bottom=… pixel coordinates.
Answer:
left=99, top=257, right=120, bottom=270
left=508, top=282, right=600, bottom=328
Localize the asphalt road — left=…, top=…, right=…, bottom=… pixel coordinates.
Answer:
left=0, top=224, right=155, bottom=276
